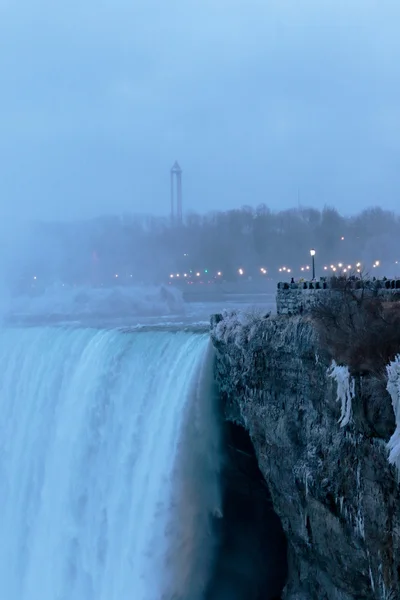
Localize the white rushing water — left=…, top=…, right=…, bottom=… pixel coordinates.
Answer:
left=0, top=327, right=221, bottom=600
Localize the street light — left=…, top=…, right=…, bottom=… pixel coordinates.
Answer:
left=310, top=249, right=316, bottom=279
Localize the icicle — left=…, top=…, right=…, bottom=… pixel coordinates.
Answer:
left=355, top=507, right=365, bottom=539
left=328, top=361, right=355, bottom=427
left=386, top=355, right=400, bottom=471
left=367, top=551, right=375, bottom=593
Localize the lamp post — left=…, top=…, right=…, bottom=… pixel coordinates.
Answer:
left=310, top=248, right=316, bottom=280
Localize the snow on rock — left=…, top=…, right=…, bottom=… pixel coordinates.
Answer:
left=211, top=313, right=400, bottom=599
left=386, top=355, right=400, bottom=470
left=212, top=308, right=266, bottom=346
left=327, top=361, right=355, bottom=427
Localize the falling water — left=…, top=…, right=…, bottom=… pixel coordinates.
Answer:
left=0, top=327, right=221, bottom=600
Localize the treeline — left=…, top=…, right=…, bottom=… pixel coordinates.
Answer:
left=11, top=205, right=400, bottom=289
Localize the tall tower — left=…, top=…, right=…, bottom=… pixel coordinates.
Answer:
left=170, top=161, right=182, bottom=225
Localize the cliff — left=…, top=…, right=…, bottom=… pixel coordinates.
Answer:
left=210, top=310, right=400, bottom=600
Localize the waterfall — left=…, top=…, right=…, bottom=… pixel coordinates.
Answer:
left=0, top=326, right=221, bottom=600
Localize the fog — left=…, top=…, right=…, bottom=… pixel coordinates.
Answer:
left=1, top=1, right=400, bottom=316
left=2, top=205, right=400, bottom=298
left=1, top=0, right=400, bottom=222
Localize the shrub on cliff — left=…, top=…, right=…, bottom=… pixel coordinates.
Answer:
left=311, top=279, right=400, bottom=375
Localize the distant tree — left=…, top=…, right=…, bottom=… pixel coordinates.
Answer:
left=10, top=202, right=400, bottom=291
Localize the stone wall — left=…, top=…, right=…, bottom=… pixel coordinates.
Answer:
left=277, top=279, right=400, bottom=316
left=276, top=286, right=330, bottom=315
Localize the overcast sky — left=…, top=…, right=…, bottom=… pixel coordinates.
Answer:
left=1, top=0, right=399, bottom=221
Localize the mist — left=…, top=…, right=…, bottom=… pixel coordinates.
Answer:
left=2, top=0, right=400, bottom=315
left=2, top=205, right=399, bottom=283
left=2, top=1, right=400, bottom=311
left=1, top=0, right=400, bottom=223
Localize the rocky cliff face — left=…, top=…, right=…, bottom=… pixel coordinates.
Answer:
left=210, top=311, right=400, bottom=600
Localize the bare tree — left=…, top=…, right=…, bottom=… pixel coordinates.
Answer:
left=311, top=274, right=400, bottom=375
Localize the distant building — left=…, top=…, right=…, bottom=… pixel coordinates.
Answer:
left=170, top=161, right=182, bottom=225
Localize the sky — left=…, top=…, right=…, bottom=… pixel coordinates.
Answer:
left=1, top=0, right=400, bottom=221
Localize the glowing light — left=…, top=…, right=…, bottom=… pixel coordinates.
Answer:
left=184, top=273, right=188, bottom=277
left=347, top=265, right=352, bottom=269
left=170, top=274, right=174, bottom=278
left=282, top=267, right=287, bottom=271
left=115, top=274, right=119, bottom=278
left=217, top=271, right=222, bottom=276
left=341, top=236, right=345, bottom=240
left=279, top=268, right=282, bottom=272
left=375, top=260, right=380, bottom=266
left=324, top=266, right=328, bottom=270
left=33, top=276, right=37, bottom=280
left=306, top=265, right=310, bottom=270
left=338, top=263, right=343, bottom=268
left=357, top=269, right=361, bottom=273
left=176, top=274, right=180, bottom=277
left=356, top=262, right=361, bottom=267
left=196, top=272, right=200, bottom=277
left=343, top=269, right=347, bottom=273
left=287, top=269, right=291, bottom=273
left=310, top=249, right=316, bottom=257
left=238, top=268, right=244, bottom=275
left=333, top=267, right=337, bottom=271
left=301, top=267, right=304, bottom=271
left=330, top=265, right=334, bottom=269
